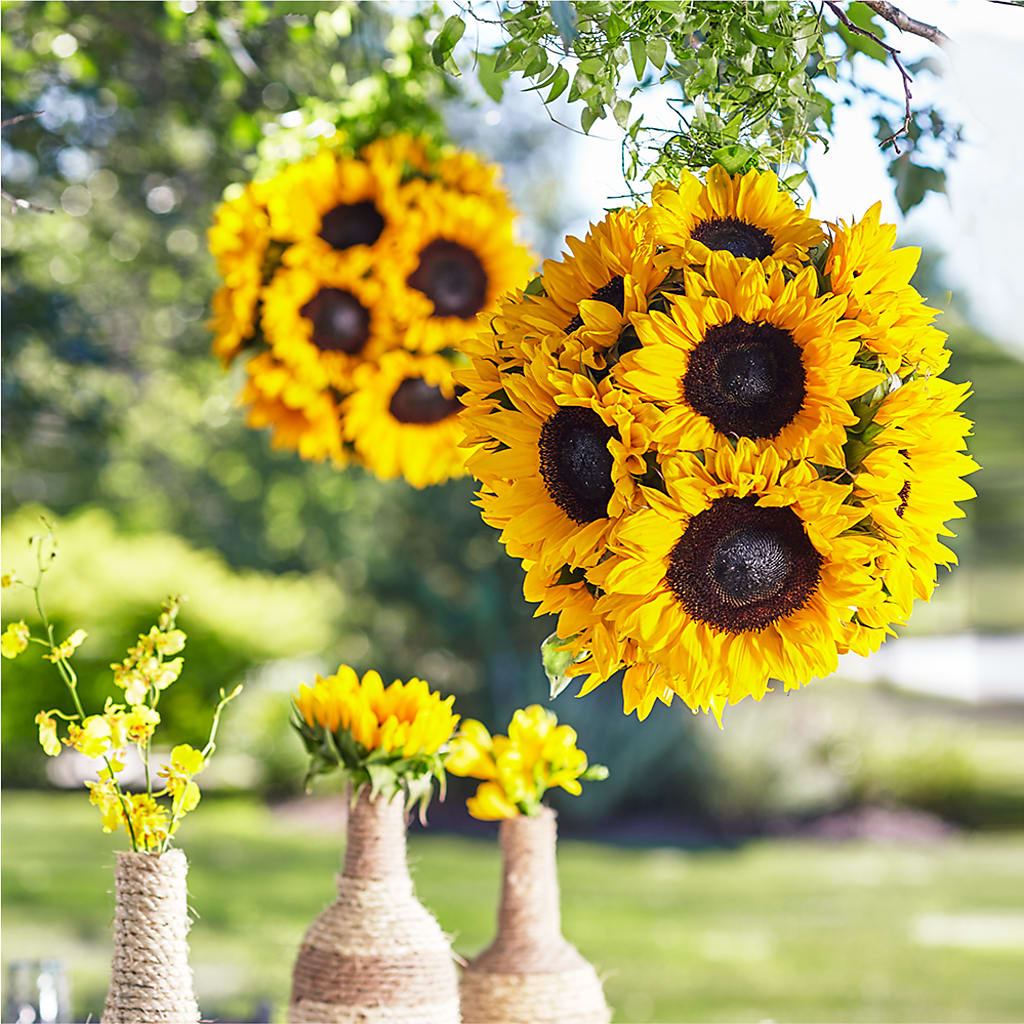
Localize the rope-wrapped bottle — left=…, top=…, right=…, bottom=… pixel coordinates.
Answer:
left=289, top=789, right=460, bottom=1024
left=102, top=848, right=200, bottom=1024
left=460, top=806, right=610, bottom=1024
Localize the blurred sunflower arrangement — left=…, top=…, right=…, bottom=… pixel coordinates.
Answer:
left=447, top=705, right=607, bottom=820
left=292, top=664, right=459, bottom=814
left=210, top=134, right=533, bottom=487
left=459, top=166, right=978, bottom=721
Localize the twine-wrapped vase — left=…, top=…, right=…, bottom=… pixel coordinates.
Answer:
left=460, top=806, right=610, bottom=1024
left=102, top=848, right=200, bottom=1024
left=289, top=789, right=460, bottom=1024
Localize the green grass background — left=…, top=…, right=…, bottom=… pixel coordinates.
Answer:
left=2, top=792, right=1023, bottom=1023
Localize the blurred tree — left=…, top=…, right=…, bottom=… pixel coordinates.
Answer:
left=0, top=1, right=707, bottom=814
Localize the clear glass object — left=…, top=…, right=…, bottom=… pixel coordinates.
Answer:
left=2, top=960, right=70, bottom=1024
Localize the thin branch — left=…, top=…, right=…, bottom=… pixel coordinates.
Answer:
left=1, top=111, right=43, bottom=130
left=826, top=1, right=914, bottom=151
left=1, top=111, right=54, bottom=213
left=1, top=189, right=54, bottom=215
left=862, top=1, right=951, bottom=46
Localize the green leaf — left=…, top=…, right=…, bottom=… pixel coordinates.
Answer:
left=545, top=65, right=570, bottom=102
left=889, top=155, right=946, bottom=214
left=523, top=275, right=546, bottom=297
left=835, top=2, right=888, bottom=63
left=613, top=98, right=632, bottom=128
left=523, top=45, right=548, bottom=78
left=629, top=35, right=646, bottom=79
left=711, top=144, right=755, bottom=174
left=494, top=43, right=525, bottom=74
left=580, top=105, right=600, bottom=133
left=647, top=37, right=667, bottom=69
left=431, top=15, right=464, bottom=68
left=542, top=631, right=582, bottom=699
left=475, top=51, right=508, bottom=102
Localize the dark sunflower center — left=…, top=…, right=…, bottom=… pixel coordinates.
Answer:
left=565, top=275, right=625, bottom=334
left=896, top=481, right=911, bottom=518
left=319, top=200, right=386, bottom=251
left=408, top=240, right=488, bottom=319
left=300, top=288, right=371, bottom=354
left=666, top=496, right=822, bottom=633
left=710, top=528, right=793, bottom=607
left=683, top=317, right=805, bottom=439
left=388, top=378, right=462, bottom=425
left=691, top=216, right=775, bottom=260
left=538, top=407, right=616, bottom=524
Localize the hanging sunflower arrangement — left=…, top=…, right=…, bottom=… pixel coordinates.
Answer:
left=209, top=134, right=533, bottom=487
left=459, top=166, right=978, bottom=721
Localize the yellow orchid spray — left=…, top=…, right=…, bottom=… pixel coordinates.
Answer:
left=2, top=522, right=241, bottom=853
left=291, top=664, right=459, bottom=817
left=447, top=705, right=608, bottom=820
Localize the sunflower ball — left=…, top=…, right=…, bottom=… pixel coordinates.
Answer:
left=459, top=166, right=978, bottom=721
left=288, top=665, right=462, bottom=1024
left=448, top=706, right=611, bottom=1024
left=209, top=134, right=533, bottom=487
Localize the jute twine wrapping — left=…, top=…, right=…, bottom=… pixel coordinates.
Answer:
left=289, top=790, right=460, bottom=1024
left=460, top=807, right=610, bottom=1024
left=102, top=849, right=200, bottom=1024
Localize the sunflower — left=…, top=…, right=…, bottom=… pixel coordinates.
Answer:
left=616, top=252, right=883, bottom=467
left=458, top=165, right=977, bottom=722
left=292, top=664, right=458, bottom=806
left=846, top=376, right=978, bottom=652
left=260, top=259, right=397, bottom=391
left=207, top=183, right=271, bottom=364
left=388, top=182, right=534, bottom=354
left=467, top=350, right=654, bottom=573
left=652, top=165, right=825, bottom=272
left=586, top=441, right=887, bottom=717
left=497, top=208, right=669, bottom=374
left=262, top=146, right=407, bottom=278
left=827, top=203, right=949, bottom=376
left=241, top=353, right=346, bottom=464
left=341, top=349, right=468, bottom=488
left=211, top=132, right=531, bottom=487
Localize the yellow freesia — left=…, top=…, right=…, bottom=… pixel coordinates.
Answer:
left=446, top=719, right=497, bottom=778
left=44, top=628, right=87, bottom=662
left=86, top=776, right=126, bottom=834
left=1, top=621, right=30, bottom=659
left=34, top=711, right=61, bottom=757
left=466, top=781, right=520, bottom=821
left=454, top=705, right=600, bottom=820
left=127, top=793, right=172, bottom=851
left=64, top=715, right=113, bottom=759
left=157, top=744, right=205, bottom=815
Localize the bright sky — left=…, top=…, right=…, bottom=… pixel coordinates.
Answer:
left=551, top=0, right=1024, bottom=353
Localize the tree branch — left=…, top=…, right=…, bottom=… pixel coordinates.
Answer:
left=826, top=1, right=915, bottom=150
left=1, top=189, right=54, bottom=215
left=861, top=1, right=951, bottom=46
left=1, top=112, right=54, bottom=214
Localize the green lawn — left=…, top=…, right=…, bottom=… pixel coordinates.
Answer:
left=3, top=793, right=1023, bottom=1023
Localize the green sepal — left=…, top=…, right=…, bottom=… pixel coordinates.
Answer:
left=541, top=631, right=584, bottom=699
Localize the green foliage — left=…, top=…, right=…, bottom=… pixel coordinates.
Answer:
left=441, top=0, right=954, bottom=207
left=0, top=506, right=347, bottom=784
